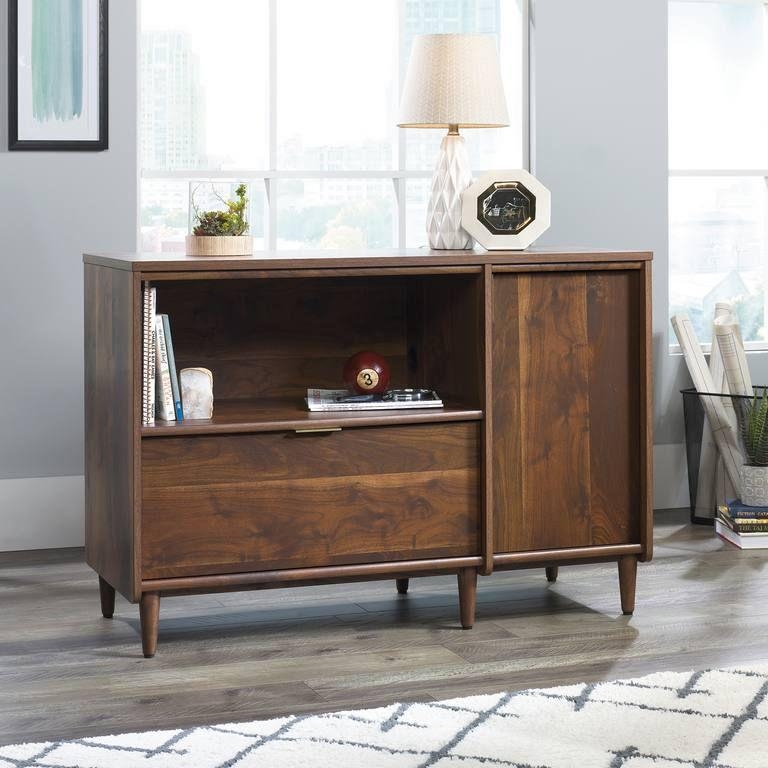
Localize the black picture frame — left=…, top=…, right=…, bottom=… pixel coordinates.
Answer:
left=8, top=0, right=108, bottom=151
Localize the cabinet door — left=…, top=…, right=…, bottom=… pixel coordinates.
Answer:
left=492, top=270, right=642, bottom=553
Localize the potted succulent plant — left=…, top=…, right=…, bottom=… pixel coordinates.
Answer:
left=739, top=388, right=768, bottom=505
left=186, top=183, right=252, bottom=256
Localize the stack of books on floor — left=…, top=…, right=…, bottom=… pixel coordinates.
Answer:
left=716, top=501, right=768, bottom=549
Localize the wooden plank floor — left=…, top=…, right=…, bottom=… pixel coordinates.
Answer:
left=1, top=509, right=767, bottom=746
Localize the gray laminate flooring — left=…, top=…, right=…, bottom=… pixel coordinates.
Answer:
left=1, top=509, right=766, bottom=746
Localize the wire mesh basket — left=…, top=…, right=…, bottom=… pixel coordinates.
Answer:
left=681, top=386, right=768, bottom=524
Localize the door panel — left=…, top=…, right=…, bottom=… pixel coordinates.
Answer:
left=492, top=271, right=641, bottom=553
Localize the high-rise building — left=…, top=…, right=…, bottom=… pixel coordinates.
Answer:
left=141, top=31, right=205, bottom=170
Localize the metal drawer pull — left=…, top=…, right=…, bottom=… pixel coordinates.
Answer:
left=294, top=427, right=342, bottom=434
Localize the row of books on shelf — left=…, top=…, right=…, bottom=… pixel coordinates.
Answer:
left=715, top=500, right=768, bottom=550
left=142, top=285, right=183, bottom=426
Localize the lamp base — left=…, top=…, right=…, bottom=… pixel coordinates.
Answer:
left=426, top=132, right=474, bottom=250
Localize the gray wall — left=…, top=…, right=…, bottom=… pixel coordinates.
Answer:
left=530, top=0, right=685, bottom=446
left=0, top=0, right=138, bottom=480
left=0, top=0, right=697, bottom=549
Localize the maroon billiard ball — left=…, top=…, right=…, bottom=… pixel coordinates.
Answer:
left=343, top=351, right=391, bottom=394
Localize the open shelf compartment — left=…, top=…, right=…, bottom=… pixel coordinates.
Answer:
left=144, top=272, right=485, bottom=432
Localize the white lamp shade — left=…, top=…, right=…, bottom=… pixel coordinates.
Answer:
left=398, top=34, right=509, bottom=129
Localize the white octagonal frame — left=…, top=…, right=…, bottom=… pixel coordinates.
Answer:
left=461, top=169, right=551, bottom=250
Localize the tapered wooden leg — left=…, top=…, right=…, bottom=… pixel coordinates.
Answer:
left=396, top=578, right=409, bottom=595
left=618, top=555, right=638, bottom=615
left=457, top=568, right=477, bottom=629
left=98, top=576, right=115, bottom=619
left=139, top=592, right=160, bottom=658
left=545, top=566, right=559, bottom=583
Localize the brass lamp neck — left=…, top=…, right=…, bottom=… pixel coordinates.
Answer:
left=447, top=124, right=460, bottom=136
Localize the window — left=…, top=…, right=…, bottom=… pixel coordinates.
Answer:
left=669, top=1, right=768, bottom=346
left=140, top=0, right=526, bottom=253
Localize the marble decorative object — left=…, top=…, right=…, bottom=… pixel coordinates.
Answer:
left=180, top=367, right=214, bottom=420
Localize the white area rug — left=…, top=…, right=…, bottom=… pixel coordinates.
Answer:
left=2, top=664, right=768, bottom=768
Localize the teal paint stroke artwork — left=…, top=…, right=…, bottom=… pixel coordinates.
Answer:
left=31, top=0, right=84, bottom=122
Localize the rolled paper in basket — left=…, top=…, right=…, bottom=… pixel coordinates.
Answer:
left=671, top=314, right=743, bottom=497
left=714, top=311, right=753, bottom=398
left=695, top=303, right=738, bottom=518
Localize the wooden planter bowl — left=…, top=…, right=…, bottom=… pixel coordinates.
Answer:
left=186, top=235, right=253, bottom=257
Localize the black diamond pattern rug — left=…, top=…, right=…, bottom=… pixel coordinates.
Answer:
left=2, top=664, right=767, bottom=767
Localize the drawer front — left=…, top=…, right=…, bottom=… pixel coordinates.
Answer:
left=141, top=422, right=480, bottom=578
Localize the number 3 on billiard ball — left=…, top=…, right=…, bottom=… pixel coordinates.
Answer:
left=343, top=351, right=391, bottom=395
left=356, top=368, right=379, bottom=391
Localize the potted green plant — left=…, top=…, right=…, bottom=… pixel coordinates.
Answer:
left=739, top=388, right=768, bottom=505
left=186, top=183, right=252, bottom=256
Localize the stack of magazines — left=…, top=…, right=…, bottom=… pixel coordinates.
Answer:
left=305, top=388, right=443, bottom=412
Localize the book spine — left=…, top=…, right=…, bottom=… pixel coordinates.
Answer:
left=726, top=502, right=768, bottom=518
left=142, top=284, right=156, bottom=426
left=161, top=314, right=183, bottom=421
left=154, top=315, right=176, bottom=421
left=730, top=523, right=768, bottom=534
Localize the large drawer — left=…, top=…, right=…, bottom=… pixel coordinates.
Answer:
left=141, top=422, right=481, bottom=578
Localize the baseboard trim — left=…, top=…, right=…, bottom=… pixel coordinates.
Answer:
left=0, top=475, right=84, bottom=552
left=0, top=452, right=689, bottom=552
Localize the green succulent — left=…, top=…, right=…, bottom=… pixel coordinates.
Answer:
left=741, top=389, right=768, bottom=466
left=192, top=183, right=249, bottom=236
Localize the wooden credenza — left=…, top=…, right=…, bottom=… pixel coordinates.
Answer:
left=84, top=249, right=652, bottom=657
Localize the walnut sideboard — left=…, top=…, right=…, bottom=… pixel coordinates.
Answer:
left=84, top=248, right=652, bottom=657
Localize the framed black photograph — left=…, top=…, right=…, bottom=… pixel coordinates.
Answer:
left=461, top=169, right=551, bottom=250
left=8, top=0, right=108, bottom=151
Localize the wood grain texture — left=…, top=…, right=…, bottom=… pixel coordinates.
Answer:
left=99, top=577, right=115, bottom=619
left=492, top=269, right=646, bottom=556
left=0, top=512, right=728, bottom=749
left=84, top=264, right=137, bottom=602
left=457, top=568, right=478, bottom=629
left=481, top=266, right=494, bottom=575
left=142, top=421, right=480, bottom=580
left=157, top=278, right=409, bottom=401
left=491, top=274, right=522, bottom=554
left=81, top=248, right=653, bottom=273
left=495, top=273, right=592, bottom=551
left=141, top=399, right=481, bottom=437
left=585, top=271, right=640, bottom=545
left=139, top=592, right=160, bottom=658
left=143, top=423, right=480, bottom=486
left=143, top=469, right=480, bottom=579
left=412, top=274, right=484, bottom=406
left=618, top=555, right=638, bottom=615
left=82, top=251, right=652, bottom=655
left=141, top=556, right=484, bottom=594
left=639, top=262, right=654, bottom=562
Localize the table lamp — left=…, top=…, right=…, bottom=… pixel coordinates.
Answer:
left=398, top=34, right=509, bottom=250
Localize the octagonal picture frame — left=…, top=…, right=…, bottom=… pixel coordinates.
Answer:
left=461, top=169, right=551, bottom=250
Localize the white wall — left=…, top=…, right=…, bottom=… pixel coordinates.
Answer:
left=0, top=0, right=138, bottom=549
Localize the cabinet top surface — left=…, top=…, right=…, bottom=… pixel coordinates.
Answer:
left=83, top=248, right=652, bottom=272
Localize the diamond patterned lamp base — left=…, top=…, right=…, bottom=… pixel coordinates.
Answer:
left=427, top=133, right=474, bottom=250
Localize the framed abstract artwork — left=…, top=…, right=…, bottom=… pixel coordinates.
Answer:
left=8, top=0, right=108, bottom=151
